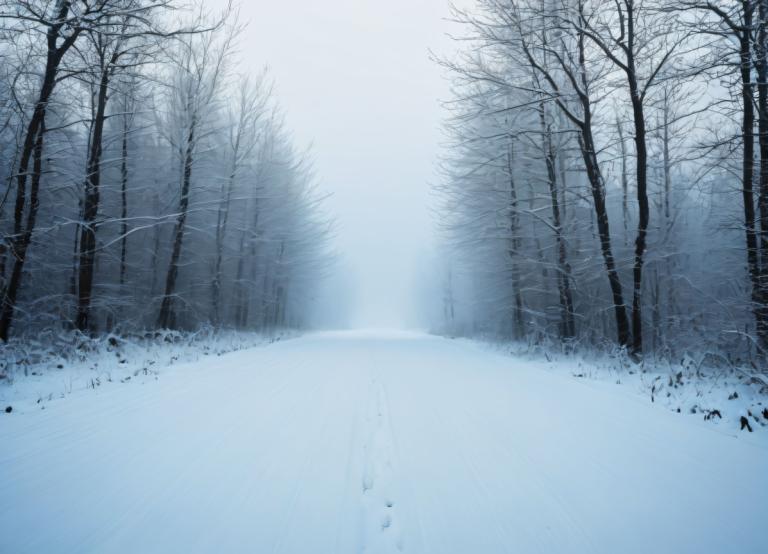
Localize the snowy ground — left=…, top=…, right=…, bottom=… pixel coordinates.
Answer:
left=0, top=329, right=278, bottom=409
left=485, top=338, right=768, bottom=438
left=1, top=330, right=766, bottom=553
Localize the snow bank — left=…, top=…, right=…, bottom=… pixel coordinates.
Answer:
left=0, top=328, right=287, bottom=412
left=467, top=337, right=768, bottom=441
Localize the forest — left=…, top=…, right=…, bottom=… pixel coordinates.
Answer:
left=0, top=0, right=331, bottom=344
left=1, top=3, right=765, bottom=552
left=435, top=0, right=768, bottom=365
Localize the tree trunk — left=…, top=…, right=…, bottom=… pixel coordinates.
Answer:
left=625, top=5, right=650, bottom=356
left=579, top=125, right=630, bottom=347
left=233, top=228, right=249, bottom=328
left=756, top=0, right=768, bottom=348
left=662, top=90, right=672, bottom=220
left=660, top=88, right=677, bottom=347
left=506, top=139, right=525, bottom=338
left=617, top=117, right=630, bottom=240
left=574, top=22, right=630, bottom=347
left=740, top=6, right=764, bottom=349
left=575, top=31, right=630, bottom=346
left=541, top=104, right=576, bottom=339
left=0, top=1, right=78, bottom=340
left=157, top=117, right=196, bottom=329
left=0, top=63, right=56, bottom=339
left=76, top=57, right=116, bottom=332
left=0, top=123, right=45, bottom=340
left=629, top=87, right=649, bottom=355
left=211, top=169, right=237, bottom=326
left=119, top=112, right=130, bottom=289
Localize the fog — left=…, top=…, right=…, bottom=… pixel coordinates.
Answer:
left=208, top=0, right=459, bottom=328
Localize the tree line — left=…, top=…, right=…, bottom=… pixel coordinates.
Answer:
left=435, top=0, right=768, bottom=363
left=0, top=1, right=331, bottom=341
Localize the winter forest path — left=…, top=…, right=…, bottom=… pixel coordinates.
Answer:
left=1, top=330, right=766, bottom=553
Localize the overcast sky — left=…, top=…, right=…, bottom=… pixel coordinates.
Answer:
left=207, top=0, right=461, bottom=328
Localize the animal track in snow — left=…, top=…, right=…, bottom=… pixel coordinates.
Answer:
left=358, top=379, right=405, bottom=552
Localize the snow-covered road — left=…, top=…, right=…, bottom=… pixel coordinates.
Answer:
left=1, top=330, right=766, bottom=554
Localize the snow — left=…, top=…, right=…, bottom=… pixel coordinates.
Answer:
left=481, top=339, right=768, bottom=438
left=0, top=329, right=277, bottom=410
left=1, top=330, right=766, bottom=553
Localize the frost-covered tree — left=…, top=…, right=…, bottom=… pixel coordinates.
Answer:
left=0, top=1, right=331, bottom=340
left=434, top=0, right=768, bottom=364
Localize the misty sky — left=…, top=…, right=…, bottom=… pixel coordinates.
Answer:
left=207, top=0, right=460, bottom=328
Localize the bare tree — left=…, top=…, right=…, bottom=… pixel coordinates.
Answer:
left=156, top=18, right=236, bottom=329
left=0, top=0, right=88, bottom=340
left=0, top=1, right=330, bottom=341
left=577, top=0, right=682, bottom=354
left=515, top=0, right=631, bottom=346
left=211, top=72, right=270, bottom=326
